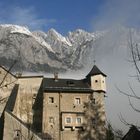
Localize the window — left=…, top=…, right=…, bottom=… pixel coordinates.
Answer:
left=49, top=117, right=54, bottom=123
left=48, top=97, right=54, bottom=103
left=75, top=98, right=81, bottom=104
left=14, top=130, right=21, bottom=140
left=65, top=117, right=72, bottom=124
left=76, top=117, right=82, bottom=124
left=67, top=81, right=75, bottom=86
left=95, top=80, right=98, bottom=83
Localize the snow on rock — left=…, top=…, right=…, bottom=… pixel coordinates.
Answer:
left=48, top=28, right=72, bottom=46
left=0, top=24, right=32, bottom=36
left=0, top=24, right=121, bottom=72
left=68, top=29, right=94, bottom=45
left=32, top=35, right=55, bottom=53
left=0, top=24, right=54, bottom=53
left=91, top=31, right=107, bottom=39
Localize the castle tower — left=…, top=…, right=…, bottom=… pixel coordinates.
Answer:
left=86, top=65, right=107, bottom=139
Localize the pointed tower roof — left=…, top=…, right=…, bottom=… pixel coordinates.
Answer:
left=86, top=65, right=107, bottom=77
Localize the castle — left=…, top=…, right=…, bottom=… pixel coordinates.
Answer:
left=0, top=65, right=107, bottom=140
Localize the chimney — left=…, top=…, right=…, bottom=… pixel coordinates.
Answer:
left=54, top=72, right=58, bottom=81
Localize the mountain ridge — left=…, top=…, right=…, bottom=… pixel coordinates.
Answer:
left=0, top=24, right=139, bottom=73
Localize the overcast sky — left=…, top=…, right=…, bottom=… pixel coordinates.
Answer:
left=0, top=0, right=140, bottom=133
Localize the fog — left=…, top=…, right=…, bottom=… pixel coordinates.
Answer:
left=60, top=0, right=140, bottom=133
left=91, top=0, right=140, bottom=132
left=92, top=0, right=140, bottom=30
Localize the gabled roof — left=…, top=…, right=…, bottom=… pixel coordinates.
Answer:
left=86, top=65, right=106, bottom=77
left=43, top=78, right=93, bottom=93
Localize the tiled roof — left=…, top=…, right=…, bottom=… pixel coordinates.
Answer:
left=43, top=78, right=93, bottom=93
left=86, top=65, right=106, bottom=77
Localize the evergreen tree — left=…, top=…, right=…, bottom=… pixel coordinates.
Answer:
left=78, top=94, right=106, bottom=140
left=106, top=123, right=115, bottom=140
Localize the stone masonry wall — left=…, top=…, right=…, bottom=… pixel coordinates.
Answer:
left=3, top=111, right=42, bottom=140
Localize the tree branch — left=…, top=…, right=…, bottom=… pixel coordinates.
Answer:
left=0, top=60, right=17, bottom=87
left=118, top=113, right=132, bottom=126
left=115, top=85, right=140, bottom=100
left=128, top=96, right=140, bottom=113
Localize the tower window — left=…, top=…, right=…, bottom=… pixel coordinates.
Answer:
left=48, top=97, right=54, bottom=103
left=95, top=80, right=98, bottom=83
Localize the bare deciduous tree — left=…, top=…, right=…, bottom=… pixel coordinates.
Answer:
left=117, top=30, right=140, bottom=113
left=0, top=60, right=17, bottom=114
left=116, top=30, right=140, bottom=133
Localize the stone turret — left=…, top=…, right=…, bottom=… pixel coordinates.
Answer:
left=86, top=65, right=107, bottom=92
left=86, top=65, right=107, bottom=139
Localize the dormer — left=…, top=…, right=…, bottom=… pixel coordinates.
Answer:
left=86, top=65, right=107, bottom=93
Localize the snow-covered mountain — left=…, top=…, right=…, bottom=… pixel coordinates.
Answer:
left=0, top=24, right=140, bottom=73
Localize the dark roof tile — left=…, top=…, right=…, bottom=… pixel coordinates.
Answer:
left=86, top=65, right=106, bottom=77
left=43, top=78, right=93, bottom=92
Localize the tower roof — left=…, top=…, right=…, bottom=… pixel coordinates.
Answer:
left=86, top=65, right=107, bottom=77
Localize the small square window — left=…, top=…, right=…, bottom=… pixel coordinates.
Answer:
left=49, top=97, right=54, bottom=103
left=95, top=80, right=98, bottom=83
left=76, top=117, right=82, bottom=124
left=49, top=117, right=54, bottom=123
left=66, top=117, right=72, bottom=124
left=75, top=98, right=81, bottom=104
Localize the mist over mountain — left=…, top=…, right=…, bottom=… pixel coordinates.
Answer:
left=0, top=24, right=140, bottom=73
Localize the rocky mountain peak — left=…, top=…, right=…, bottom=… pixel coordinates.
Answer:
left=0, top=24, right=32, bottom=36
left=0, top=24, right=139, bottom=73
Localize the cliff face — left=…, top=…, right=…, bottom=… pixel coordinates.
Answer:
left=0, top=24, right=140, bottom=73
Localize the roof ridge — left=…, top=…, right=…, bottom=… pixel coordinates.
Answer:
left=86, top=65, right=106, bottom=77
